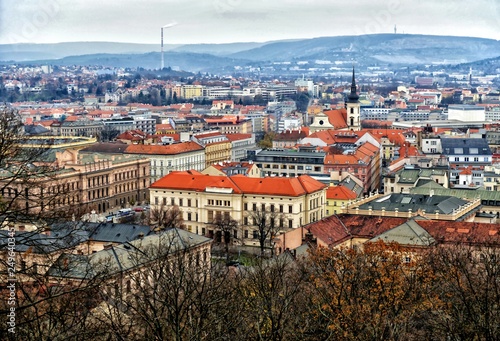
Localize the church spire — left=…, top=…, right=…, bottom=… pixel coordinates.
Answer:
left=348, top=66, right=359, bottom=103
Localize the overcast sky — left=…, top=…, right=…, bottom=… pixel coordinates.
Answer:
left=0, top=0, right=498, bottom=45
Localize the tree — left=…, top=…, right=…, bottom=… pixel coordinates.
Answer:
left=424, top=244, right=500, bottom=341
left=210, top=214, right=239, bottom=261
left=149, top=203, right=184, bottom=231
left=258, top=132, right=275, bottom=149
left=305, top=241, right=436, bottom=340
left=237, top=256, right=310, bottom=341
left=94, top=229, right=235, bottom=341
left=246, top=207, right=284, bottom=256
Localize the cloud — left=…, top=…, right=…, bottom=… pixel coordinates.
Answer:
left=0, top=0, right=497, bottom=44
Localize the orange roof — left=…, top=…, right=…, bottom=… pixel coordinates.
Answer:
left=324, top=108, right=348, bottom=129
left=151, top=171, right=241, bottom=193
left=326, top=185, right=357, bottom=200
left=459, top=168, right=472, bottom=175
left=224, top=133, right=252, bottom=142
left=231, top=174, right=326, bottom=197
left=151, top=172, right=326, bottom=197
left=125, top=141, right=203, bottom=155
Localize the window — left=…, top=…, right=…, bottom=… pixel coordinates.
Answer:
left=179, top=199, right=183, bottom=206
left=187, top=199, right=191, bottom=207
left=253, top=230, right=259, bottom=239
left=289, top=205, right=293, bottom=213
left=261, top=203, right=265, bottom=211
left=187, top=213, right=192, bottom=221
left=253, top=203, right=257, bottom=211
left=279, top=205, right=284, bottom=213
left=244, top=203, right=248, bottom=210
left=244, top=230, right=249, bottom=238
left=171, top=198, right=175, bottom=206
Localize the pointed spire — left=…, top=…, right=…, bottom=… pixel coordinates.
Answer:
left=348, top=66, right=359, bottom=103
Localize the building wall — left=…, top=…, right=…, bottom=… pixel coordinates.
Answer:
left=149, top=182, right=327, bottom=246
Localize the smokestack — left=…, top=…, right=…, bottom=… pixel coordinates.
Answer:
left=160, top=22, right=177, bottom=71
left=161, top=27, right=164, bottom=70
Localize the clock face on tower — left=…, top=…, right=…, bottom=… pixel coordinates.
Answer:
left=319, top=120, right=324, bottom=125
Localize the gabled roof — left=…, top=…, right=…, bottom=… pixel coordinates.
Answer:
left=306, top=215, right=408, bottom=246
left=324, top=108, right=347, bottom=129
left=151, top=171, right=241, bottom=193
left=151, top=172, right=326, bottom=197
left=46, top=228, right=211, bottom=279
left=370, top=219, right=436, bottom=246
left=326, top=185, right=357, bottom=200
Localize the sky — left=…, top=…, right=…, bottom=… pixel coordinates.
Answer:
left=0, top=0, right=499, bottom=45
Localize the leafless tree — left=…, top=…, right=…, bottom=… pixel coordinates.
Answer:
left=210, top=213, right=239, bottom=260
left=246, top=207, right=285, bottom=256
left=148, top=203, right=184, bottom=231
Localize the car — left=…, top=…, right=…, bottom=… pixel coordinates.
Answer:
left=143, top=205, right=151, bottom=210
left=133, top=207, right=144, bottom=212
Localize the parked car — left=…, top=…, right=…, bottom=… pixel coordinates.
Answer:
left=133, top=207, right=144, bottom=212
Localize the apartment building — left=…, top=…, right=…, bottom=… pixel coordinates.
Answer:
left=249, top=147, right=326, bottom=178
left=124, top=142, right=205, bottom=182
left=1, top=149, right=150, bottom=216
left=149, top=171, right=327, bottom=246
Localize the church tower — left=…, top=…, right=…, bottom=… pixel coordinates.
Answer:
left=346, top=67, right=361, bottom=131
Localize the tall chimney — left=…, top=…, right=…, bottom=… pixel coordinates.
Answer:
left=161, top=27, right=164, bottom=70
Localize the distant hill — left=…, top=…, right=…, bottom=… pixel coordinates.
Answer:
left=0, top=41, right=268, bottom=62
left=229, top=34, right=500, bottom=64
left=1, top=34, right=499, bottom=73
left=10, top=51, right=249, bottom=73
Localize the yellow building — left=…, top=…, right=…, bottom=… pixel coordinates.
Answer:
left=181, top=84, right=203, bottom=99
left=204, top=141, right=232, bottom=168
left=149, top=171, right=327, bottom=248
left=325, top=184, right=358, bottom=216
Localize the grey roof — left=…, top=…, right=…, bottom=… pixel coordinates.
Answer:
left=0, top=228, right=87, bottom=254
left=338, top=176, right=363, bottom=197
left=256, top=149, right=326, bottom=158
left=51, top=221, right=153, bottom=244
left=397, top=169, right=420, bottom=184
left=358, top=193, right=469, bottom=214
left=24, top=125, right=50, bottom=136
left=370, top=219, right=436, bottom=246
left=411, top=186, right=500, bottom=201
left=47, top=228, right=212, bottom=279
left=441, top=138, right=492, bottom=156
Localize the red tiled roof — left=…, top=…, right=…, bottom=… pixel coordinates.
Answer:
left=151, top=171, right=241, bottom=193
left=306, top=215, right=408, bottom=246
left=417, top=220, right=500, bottom=246
left=151, top=172, right=326, bottom=197
left=324, top=108, right=348, bottom=129
left=326, top=185, right=357, bottom=200
left=224, top=133, right=252, bottom=142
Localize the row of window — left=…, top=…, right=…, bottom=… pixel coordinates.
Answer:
left=452, top=157, right=489, bottom=162
left=244, top=203, right=295, bottom=213
left=115, top=170, right=138, bottom=182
